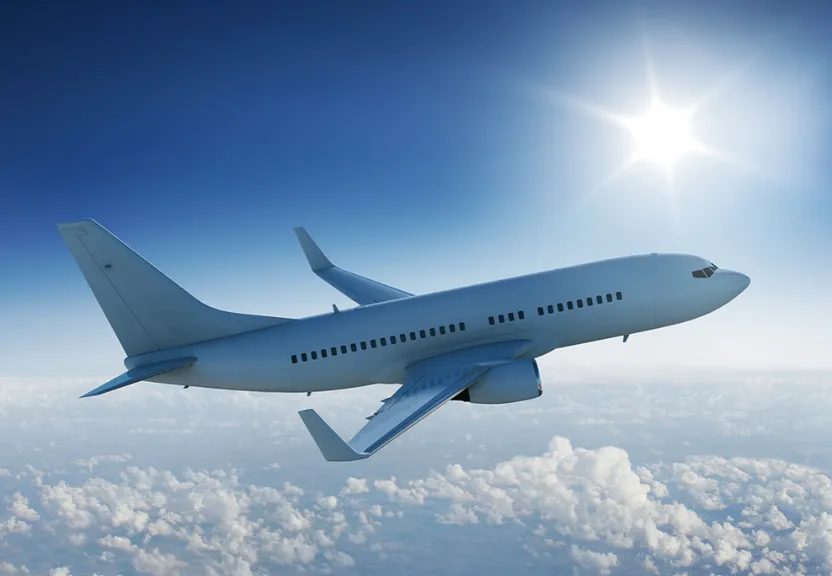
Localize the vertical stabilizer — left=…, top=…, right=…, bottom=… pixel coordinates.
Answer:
left=58, top=219, right=292, bottom=356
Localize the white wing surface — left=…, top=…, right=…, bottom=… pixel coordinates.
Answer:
left=298, top=340, right=533, bottom=461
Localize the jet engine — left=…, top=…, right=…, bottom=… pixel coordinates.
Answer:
left=453, top=359, right=542, bottom=404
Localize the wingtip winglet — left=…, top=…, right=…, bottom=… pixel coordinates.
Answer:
left=293, top=227, right=334, bottom=272
left=298, top=409, right=369, bottom=462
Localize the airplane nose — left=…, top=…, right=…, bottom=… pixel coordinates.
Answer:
left=721, top=270, right=751, bottom=295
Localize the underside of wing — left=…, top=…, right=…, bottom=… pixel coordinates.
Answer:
left=294, top=227, right=412, bottom=306
left=299, top=340, right=534, bottom=462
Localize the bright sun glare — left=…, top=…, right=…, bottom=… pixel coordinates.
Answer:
left=624, top=98, right=697, bottom=172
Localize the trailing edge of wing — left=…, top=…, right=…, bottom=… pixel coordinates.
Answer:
left=80, top=356, right=197, bottom=398
left=293, top=226, right=413, bottom=306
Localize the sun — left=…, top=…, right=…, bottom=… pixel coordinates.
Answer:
left=624, top=97, right=697, bottom=172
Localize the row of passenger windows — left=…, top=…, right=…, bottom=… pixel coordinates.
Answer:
left=692, top=263, right=719, bottom=278
left=538, top=291, right=623, bottom=315
left=489, top=310, right=525, bottom=325
left=290, top=322, right=467, bottom=364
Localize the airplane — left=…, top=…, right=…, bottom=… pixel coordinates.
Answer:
left=57, top=219, right=750, bottom=462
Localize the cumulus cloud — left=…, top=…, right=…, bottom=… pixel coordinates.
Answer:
left=0, top=464, right=384, bottom=575
left=3, top=374, right=832, bottom=574
left=570, top=545, right=618, bottom=575
left=367, top=435, right=832, bottom=574
left=340, top=477, right=369, bottom=495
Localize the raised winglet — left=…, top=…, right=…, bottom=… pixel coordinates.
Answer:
left=80, top=357, right=197, bottom=398
left=294, top=227, right=333, bottom=272
left=298, top=409, right=370, bottom=462
left=292, top=226, right=413, bottom=306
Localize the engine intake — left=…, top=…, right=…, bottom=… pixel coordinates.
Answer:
left=453, top=358, right=542, bottom=404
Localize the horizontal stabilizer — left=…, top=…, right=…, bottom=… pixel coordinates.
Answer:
left=80, top=356, right=197, bottom=398
left=298, top=409, right=369, bottom=462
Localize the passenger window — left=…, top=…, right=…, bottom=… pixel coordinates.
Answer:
left=371, top=339, right=377, bottom=348
left=586, top=297, right=593, bottom=306
left=489, top=316, right=495, bottom=325
left=341, top=345, right=347, bottom=354
left=321, top=349, right=328, bottom=358
left=420, top=330, right=426, bottom=338
left=606, top=293, right=612, bottom=302
left=449, top=324, right=456, bottom=333
left=380, top=337, right=387, bottom=346
left=538, top=306, right=544, bottom=316
left=616, top=292, right=622, bottom=300
left=311, top=351, right=318, bottom=360
left=360, top=341, right=367, bottom=350
left=547, top=304, right=554, bottom=314
left=440, top=326, right=446, bottom=335
left=429, top=328, right=436, bottom=337
left=291, top=355, right=298, bottom=364
left=459, top=322, right=466, bottom=331
left=301, top=352, right=308, bottom=362
left=390, top=335, right=397, bottom=344
left=577, top=300, right=583, bottom=308
left=410, top=331, right=417, bottom=341
left=567, top=301, right=574, bottom=310
left=351, top=343, right=357, bottom=352
left=596, top=295, right=603, bottom=305
left=518, top=310, right=524, bottom=320
left=331, top=347, right=337, bottom=356
left=508, top=312, right=515, bottom=321
left=498, top=314, right=505, bottom=323
left=400, top=333, right=407, bottom=342
left=557, top=303, right=564, bottom=312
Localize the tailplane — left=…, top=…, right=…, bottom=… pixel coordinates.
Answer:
left=58, top=219, right=293, bottom=356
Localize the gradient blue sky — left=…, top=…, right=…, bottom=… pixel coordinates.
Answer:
left=1, top=0, right=830, bottom=376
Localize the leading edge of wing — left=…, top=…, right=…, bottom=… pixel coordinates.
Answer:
left=293, top=226, right=413, bottom=306
left=298, top=366, right=486, bottom=462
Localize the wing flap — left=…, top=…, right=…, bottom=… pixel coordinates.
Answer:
left=294, top=227, right=412, bottom=305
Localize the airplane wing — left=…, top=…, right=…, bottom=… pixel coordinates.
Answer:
left=294, top=227, right=413, bottom=306
left=298, top=340, right=533, bottom=462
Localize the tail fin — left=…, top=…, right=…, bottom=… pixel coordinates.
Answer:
left=58, top=219, right=293, bottom=357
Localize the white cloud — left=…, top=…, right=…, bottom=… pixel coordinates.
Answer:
left=72, top=454, right=132, bottom=472
left=369, top=435, right=832, bottom=574
left=9, top=493, right=39, bottom=522
left=570, top=545, right=618, bottom=575
left=341, top=477, right=369, bottom=495
left=5, top=464, right=381, bottom=575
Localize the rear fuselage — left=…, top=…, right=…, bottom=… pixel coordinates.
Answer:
left=137, top=253, right=749, bottom=392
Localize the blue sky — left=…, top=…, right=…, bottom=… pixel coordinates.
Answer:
left=2, top=0, right=830, bottom=375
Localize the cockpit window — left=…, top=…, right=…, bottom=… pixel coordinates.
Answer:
left=692, top=263, right=719, bottom=279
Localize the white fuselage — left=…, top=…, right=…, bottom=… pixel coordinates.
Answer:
left=136, top=253, right=749, bottom=393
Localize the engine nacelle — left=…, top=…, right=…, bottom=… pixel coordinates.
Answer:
left=453, top=359, right=542, bottom=404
